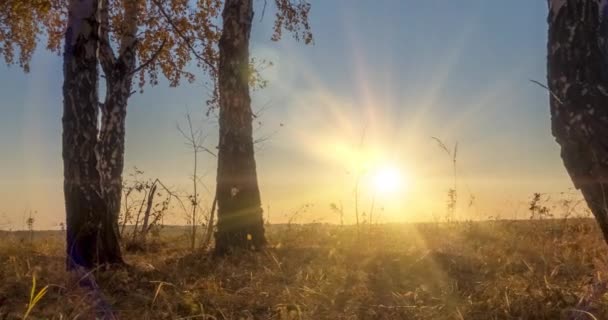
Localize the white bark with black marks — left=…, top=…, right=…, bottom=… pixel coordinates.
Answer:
left=97, top=0, right=140, bottom=229
left=547, top=0, right=608, bottom=243
left=63, top=0, right=123, bottom=269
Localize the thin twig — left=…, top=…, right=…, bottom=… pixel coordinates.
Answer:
left=530, top=79, right=564, bottom=105
left=177, top=123, right=217, bottom=157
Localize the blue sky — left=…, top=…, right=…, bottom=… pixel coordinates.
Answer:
left=0, top=1, right=575, bottom=229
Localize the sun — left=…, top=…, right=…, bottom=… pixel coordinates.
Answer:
left=371, top=165, right=406, bottom=195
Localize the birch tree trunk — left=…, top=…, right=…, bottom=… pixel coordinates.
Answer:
left=214, top=0, right=266, bottom=254
left=547, top=0, right=608, bottom=243
left=63, top=0, right=123, bottom=269
left=97, top=0, right=139, bottom=232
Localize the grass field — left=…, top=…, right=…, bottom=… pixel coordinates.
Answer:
left=1, top=219, right=608, bottom=319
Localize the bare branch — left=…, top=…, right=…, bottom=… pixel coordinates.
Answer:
left=253, top=129, right=280, bottom=145
left=151, top=178, right=189, bottom=217
left=529, top=79, right=564, bottom=105
left=177, top=115, right=217, bottom=157
left=197, top=145, right=217, bottom=158
left=177, top=123, right=196, bottom=146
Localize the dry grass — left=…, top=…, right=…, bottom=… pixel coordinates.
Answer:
left=1, top=220, right=608, bottom=319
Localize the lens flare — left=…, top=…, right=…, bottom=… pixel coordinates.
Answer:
left=372, top=165, right=404, bottom=195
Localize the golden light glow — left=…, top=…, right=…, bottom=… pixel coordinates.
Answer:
left=371, top=165, right=405, bottom=195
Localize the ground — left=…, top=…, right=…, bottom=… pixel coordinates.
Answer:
left=1, top=219, right=608, bottom=319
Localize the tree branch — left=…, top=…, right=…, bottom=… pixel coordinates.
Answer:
left=150, top=0, right=217, bottom=74
left=530, top=79, right=564, bottom=105
left=130, top=38, right=167, bottom=76
left=152, top=178, right=189, bottom=218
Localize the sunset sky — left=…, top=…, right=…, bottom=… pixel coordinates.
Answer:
left=0, top=0, right=575, bottom=229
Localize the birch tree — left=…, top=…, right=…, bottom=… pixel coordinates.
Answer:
left=547, top=0, right=608, bottom=243
left=62, top=0, right=123, bottom=268
left=1, top=0, right=313, bottom=260
left=95, top=0, right=220, bottom=232
left=1, top=0, right=220, bottom=268
left=214, top=0, right=312, bottom=254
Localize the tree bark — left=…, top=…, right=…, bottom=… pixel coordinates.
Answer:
left=214, top=0, right=266, bottom=255
left=97, top=0, right=139, bottom=233
left=97, top=69, right=131, bottom=242
left=63, top=0, right=123, bottom=269
left=547, top=0, right=608, bottom=243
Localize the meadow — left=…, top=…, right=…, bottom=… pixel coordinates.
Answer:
left=1, top=219, right=608, bottom=319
